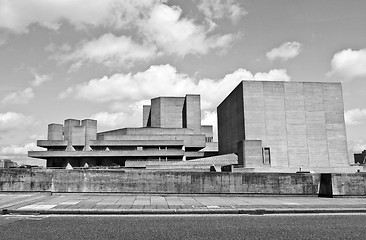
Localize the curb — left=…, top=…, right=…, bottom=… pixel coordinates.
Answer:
left=3, top=208, right=366, bottom=215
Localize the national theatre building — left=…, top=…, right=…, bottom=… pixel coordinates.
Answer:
left=28, top=95, right=217, bottom=168
left=29, top=80, right=359, bottom=173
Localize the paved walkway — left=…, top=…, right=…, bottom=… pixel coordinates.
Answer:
left=1, top=193, right=366, bottom=215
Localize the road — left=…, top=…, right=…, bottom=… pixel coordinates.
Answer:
left=0, top=214, right=365, bottom=239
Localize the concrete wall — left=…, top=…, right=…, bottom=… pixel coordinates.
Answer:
left=64, top=119, right=80, bottom=141
left=304, top=83, right=329, bottom=167
left=237, top=140, right=263, bottom=167
left=82, top=119, right=97, bottom=141
left=97, top=128, right=206, bottom=149
left=218, top=82, right=244, bottom=155
left=48, top=124, right=63, bottom=140
left=331, top=173, right=366, bottom=195
left=151, top=97, right=185, bottom=128
left=322, top=83, right=349, bottom=166
left=262, top=82, right=288, bottom=167
left=218, top=81, right=349, bottom=170
left=284, top=82, right=309, bottom=168
left=2, top=169, right=366, bottom=195
left=71, top=126, right=86, bottom=146
left=183, top=94, right=201, bottom=133
left=0, top=169, right=320, bottom=195
left=143, top=105, right=151, bottom=127
left=81, top=119, right=97, bottom=151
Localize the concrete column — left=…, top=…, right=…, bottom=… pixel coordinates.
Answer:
left=64, top=119, right=80, bottom=151
left=64, top=119, right=80, bottom=141
left=183, top=95, right=201, bottom=133
left=150, top=98, right=161, bottom=127
left=143, top=105, right=151, bottom=127
left=47, top=123, right=63, bottom=140
left=82, top=119, right=97, bottom=151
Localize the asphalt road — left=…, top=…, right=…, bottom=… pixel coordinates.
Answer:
left=0, top=214, right=365, bottom=240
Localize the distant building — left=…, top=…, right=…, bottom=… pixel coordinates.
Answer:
left=0, top=159, right=17, bottom=168
left=28, top=94, right=218, bottom=168
left=354, top=150, right=366, bottom=164
left=218, top=80, right=358, bottom=172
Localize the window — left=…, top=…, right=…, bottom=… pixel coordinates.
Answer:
left=263, top=147, right=270, bottom=165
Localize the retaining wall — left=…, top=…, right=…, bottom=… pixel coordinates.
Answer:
left=1, top=169, right=365, bottom=195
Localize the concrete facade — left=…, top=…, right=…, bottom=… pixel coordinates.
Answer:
left=0, top=168, right=320, bottom=195
left=29, top=95, right=218, bottom=168
left=218, top=80, right=352, bottom=173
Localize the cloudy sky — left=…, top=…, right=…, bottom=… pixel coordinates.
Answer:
left=1, top=0, right=366, bottom=165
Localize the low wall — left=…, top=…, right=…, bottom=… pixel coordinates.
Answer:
left=331, top=173, right=366, bottom=195
left=1, top=168, right=322, bottom=195
left=3, top=169, right=366, bottom=195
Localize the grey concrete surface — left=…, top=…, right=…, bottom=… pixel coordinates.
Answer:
left=29, top=94, right=218, bottom=168
left=217, top=81, right=351, bottom=172
left=2, top=193, right=366, bottom=215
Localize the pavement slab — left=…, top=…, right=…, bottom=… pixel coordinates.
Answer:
left=1, top=193, right=366, bottom=215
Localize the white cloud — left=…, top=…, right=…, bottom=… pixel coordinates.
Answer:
left=197, top=0, right=247, bottom=24
left=0, top=142, right=44, bottom=155
left=0, top=0, right=161, bottom=33
left=1, top=87, right=34, bottom=104
left=90, top=111, right=140, bottom=130
left=141, top=4, right=235, bottom=56
left=345, top=108, right=366, bottom=125
left=266, top=42, right=302, bottom=61
left=0, top=0, right=235, bottom=58
left=60, top=64, right=290, bottom=112
left=0, top=112, right=33, bottom=132
left=328, top=48, right=366, bottom=79
left=58, top=34, right=157, bottom=68
left=37, top=2, right=238, bottom=68
left=348, top=139, right=366, bottom=153
left=31, top=73, right=52, bottom=87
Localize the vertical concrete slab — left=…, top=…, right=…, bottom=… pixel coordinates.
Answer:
left=217, top=82, right=245, bottom=154
left=48, top=124, right=63, bottom=140
left=82, top=119, right=97, bottom=151
left=71, top=126, right=86, bottom=146
left=304, top=83, right=329, bottom=167
left=183, top=94, right=201, bottom=133
left=142, top=105, right=151, bottom=127
left=284, top=82, right=309, bottom=168
left=243, top=81, right=266, bottom=143
left=263, top=81, right=288, bottom=167
left=322, top=83, right=349, bottom=166
left=150, top=98, right=161, bottom=127
left=64, top=119, right=80, bottom=141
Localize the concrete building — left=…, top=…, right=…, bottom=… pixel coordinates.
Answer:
left=28, top=95, right=218, bottom=168
left=354, top=150, right=366, bottom=164
left=218, top=80, right=356, bottom=173
left=0, top=159, right=17, bottom=168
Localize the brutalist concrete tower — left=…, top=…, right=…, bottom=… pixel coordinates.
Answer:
left=217, top=80, right=350, bottom=172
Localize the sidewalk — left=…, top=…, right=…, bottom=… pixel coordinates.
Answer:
left=1, top=192, right=366, bottom=215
